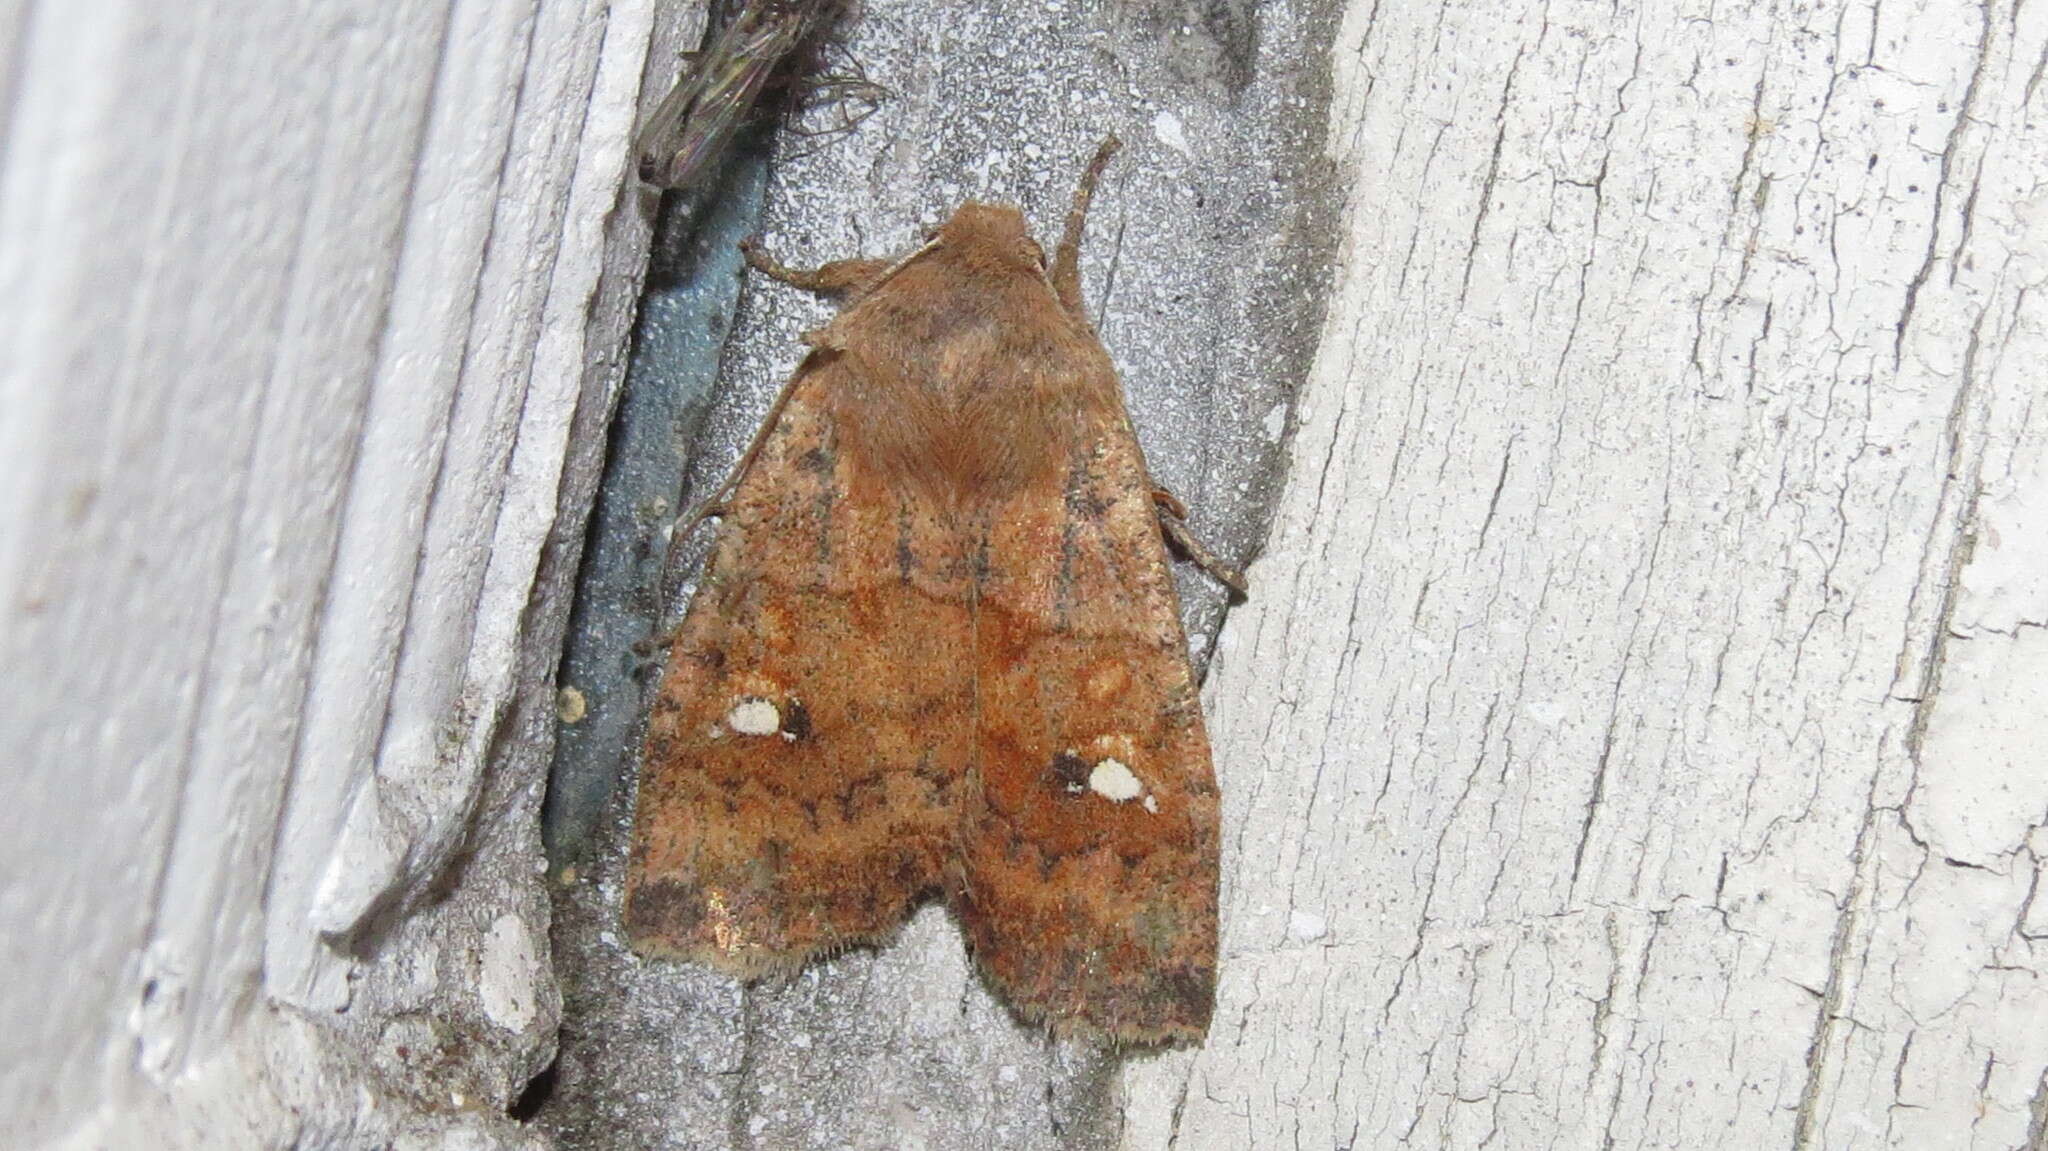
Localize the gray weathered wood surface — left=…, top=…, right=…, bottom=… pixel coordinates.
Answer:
left=1132, top=0, right=2048, bottom=1146
left=2, top=0, right=660, bottom=1144
left=4, top=0, right=2043, bottom=1147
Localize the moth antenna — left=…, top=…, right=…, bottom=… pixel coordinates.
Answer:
left=665, top=359, right=810, bottom=581
left=867, top=237, right=943, bottom=291
left=1052, top=135, right=1122, bottom=315
left=1150, top=486, right=1189, bottom=520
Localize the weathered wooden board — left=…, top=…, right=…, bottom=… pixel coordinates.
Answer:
left=7, top=0, right=2042, bottom=1146
left=1126, top=0, right=2048, bottom=1146
left=0, top=0, right=661, bottom=1144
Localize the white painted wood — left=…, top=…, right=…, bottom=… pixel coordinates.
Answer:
left=9, top=0, right=2040, bottom=1145
left=0, top=0, right=660, bottom=1144
left=1124, top=0, right=2048, bottom=1147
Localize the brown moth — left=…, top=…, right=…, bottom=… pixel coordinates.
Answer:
left=625, top=138, right=1225, bottom=1043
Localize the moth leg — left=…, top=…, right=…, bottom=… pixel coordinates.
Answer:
left=668, top=335, right=813, bottom=551
left=1151, top=486, right=1189, bottom=520
left=668, top=239, right=880, bottom=555
left=1151, top=487, right=1248, bottom=595
left=741, top=238, right=888, bottom=296
left=1051, top=135, right=1122, bottom=316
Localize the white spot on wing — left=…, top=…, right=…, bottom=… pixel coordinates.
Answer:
left=1087, top=758, right=1143, bottom=803
left=726, top=697, right=781, bottom=736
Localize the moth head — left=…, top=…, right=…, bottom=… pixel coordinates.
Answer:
left=936, top=202, right=1046, bottom=272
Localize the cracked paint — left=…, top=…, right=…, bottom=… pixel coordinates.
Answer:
left=1136, top=0, right=2048, bottom=1147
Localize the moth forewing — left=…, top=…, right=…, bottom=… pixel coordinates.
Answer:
left=626, top=139, right=1222, bottom=1043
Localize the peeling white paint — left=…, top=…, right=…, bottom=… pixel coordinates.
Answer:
left=1286, top=910, right=1327, bottom=944
left=1152, top=109, right=1191, bottom=158
left=1121, top=0, right=2048, bottom=1145
left=1261, top=400, right=1287, bottom=443
left=0, top=0, right=645, bottom=1141
left=479, top=915, right=539, bottom=1032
